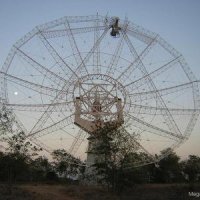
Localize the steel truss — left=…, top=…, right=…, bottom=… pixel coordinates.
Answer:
left=0, top=14, right=199, bottom=168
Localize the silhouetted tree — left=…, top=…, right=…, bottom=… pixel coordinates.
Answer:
left=4, top=131, right=41, bottom=184
left=181, top=155, right=200, bottom=182
left=153, top=148, right=183, bottom=183
left=91, top=123, right=147, bottom=192
left=0, top=106, right=13, bottom=136
left=52, top=149, right=84, bottom=180
left=30, top=156, right=53, bottom=182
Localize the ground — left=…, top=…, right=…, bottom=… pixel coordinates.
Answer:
left=0, top=183, right=199, bottom=200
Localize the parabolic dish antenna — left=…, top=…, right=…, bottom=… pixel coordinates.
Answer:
left=0, top=14, right=200, bottom=168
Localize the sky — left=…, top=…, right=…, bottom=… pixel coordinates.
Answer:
left=0, top=0, right=200, bottom=159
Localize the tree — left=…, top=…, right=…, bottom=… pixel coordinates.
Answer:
left=181, top=155, right=200, bottom=182
left=52, top=149, right=84, bottom=180
left=30, top=156, right=53, bottom=182
left=3, top=131, right=41, bottom=183
left=0, top=106, right=13, bottom=136
left=119, top=152, right=154, bottom=184
left=153, top=148, right=183, bottom=183
left=0, top=105, right=44, bottom=184
left=91, top=122, right=145, bottom=192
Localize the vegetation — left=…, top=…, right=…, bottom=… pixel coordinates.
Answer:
left=0, top=109, right=200, bottom=199
left=89, top=122, right=200, bottom=192
left=0, top=126, right=199, bottom=187
left=1, top=129, right=199, bottom=199
left=0, top=132, right=84, bottom=184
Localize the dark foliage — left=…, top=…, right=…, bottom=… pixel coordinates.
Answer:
left=0, top=109, right=199, bottom=192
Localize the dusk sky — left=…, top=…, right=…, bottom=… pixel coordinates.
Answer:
left=0, top=0, right=200, bottom=159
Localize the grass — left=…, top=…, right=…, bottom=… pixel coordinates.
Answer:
left=0, top=183, right=199, bottom=200
left=0, top=184, right=37, bottom=200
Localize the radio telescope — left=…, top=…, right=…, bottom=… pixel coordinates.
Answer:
left=0, top=15, right=200, bottom=168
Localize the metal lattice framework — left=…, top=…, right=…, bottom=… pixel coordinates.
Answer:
left=0, top=14, right=200, bottom=167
